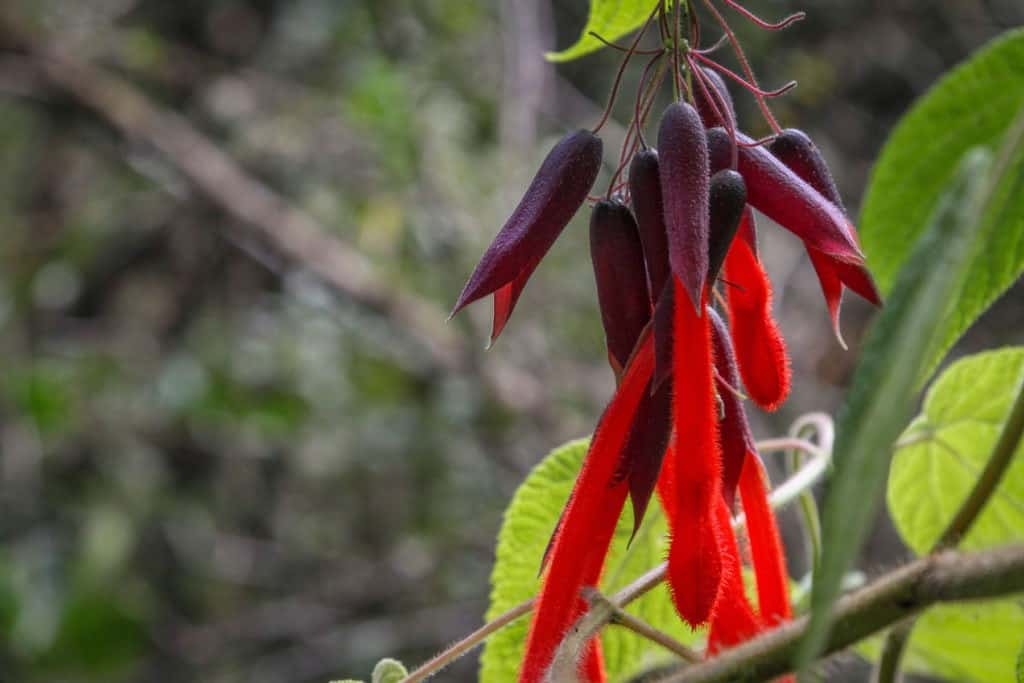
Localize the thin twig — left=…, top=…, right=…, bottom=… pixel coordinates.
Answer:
left=655, top=545, right=1024, bottom=683
left=594, top=590, right=702, bottom=664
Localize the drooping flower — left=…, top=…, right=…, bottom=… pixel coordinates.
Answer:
left=450, top=129, right=602, bottom=343
left=448, top=3, right=882, bottom=681
left=769, top=129, right=882, bottom=346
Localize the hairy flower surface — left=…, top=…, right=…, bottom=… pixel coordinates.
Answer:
left=449, top=2, right=883, bottom=680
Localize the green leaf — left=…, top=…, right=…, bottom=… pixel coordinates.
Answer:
left=480, top=439, right=701, bottom=683
left=859, top=601, right=1024, bottom=683
left=867, top=348, right=1024, bottom=683
left=888, top=348, right=1024, bottom=555
left=371, top=658, right=408, bottom=683
left=800, top=146, right=1001, bottom=665
left=860, top=28, right=1024, bottom=373
left=1017, top=639, right=1023, bottom=683
left=546, top=0, right=663, bottom=63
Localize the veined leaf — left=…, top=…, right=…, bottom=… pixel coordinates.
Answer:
left=860, top=29, right=1024, bottom=374
left=800, top=145, right=1000, bottom=665
left=888, top=348, right=1024, bottom=555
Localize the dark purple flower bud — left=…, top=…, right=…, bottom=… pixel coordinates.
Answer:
left=613, top=382, right=672, bottom=541
left=451, top=129, right=603, bottom=343
left=734, top=130, right=864, bottom=265
left=628, top=149, right=671, bottom=304
left=658, top=102, right=710, bottom=312
left=694, top=66, right=737, bottom=130
left=708, top=307, right=756, bottom=508
left=769, top=129, right=845, bottom=211
left=707, top=169, right=748, bottom=286
left=590, top=200, right=651, bottom=375
left=652, top=279, right=674, bottom=393
left=768, top=129, right=882, bottom=315
left=707, top=127, right=758, bottom=256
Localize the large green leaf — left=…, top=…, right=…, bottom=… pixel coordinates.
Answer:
left=800, top=147, right=999, bottom=664
left=480, top=439, right=700, bottom=683
left=860, top=29, right=1024, bottom=372
left=860, top=601, right=1024, bottom=683
left=546, top=0, right=662, bottom=63
left=888, top=348, right=1024, bottom=555
left=876, top=348, right=1024, bottom=682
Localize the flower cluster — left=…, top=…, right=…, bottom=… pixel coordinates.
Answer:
left=451, top=2, right=881, bottom=681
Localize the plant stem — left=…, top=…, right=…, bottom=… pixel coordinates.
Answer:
left=400, top=600, right=533, bottom=683
left=657, top=545, right=1024, bottom=683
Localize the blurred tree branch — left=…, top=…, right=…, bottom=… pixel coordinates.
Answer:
left=0, top=10, right=552, bottom=423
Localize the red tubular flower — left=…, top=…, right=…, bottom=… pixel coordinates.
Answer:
left=708, top=308, right=755, bottom=508
left=663, top=278, right=723, bottom=627
left=658, top=103, right=711, bottom=312
left=722, top=215, right=792, bottom=411
left=768, top=129, right=882, bottom=345
left=520, top=332, right=655, bottom=683
left=590, top=199, right=652, bottom=376
left=706, top=493, right=761, bottom=654
left=451, top=130, right=603, bottom=342
left=739, top=454, right=792, bottom=628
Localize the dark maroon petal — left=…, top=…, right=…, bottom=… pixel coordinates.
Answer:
left=768, top=129, right=882, bottom=311
left=694, top=66, right=736, bottom=130
left=768, top=129, right=846, bottom=212
left=652, top=279, right=674, bottom=393
left=590, top=200, right=652, bottom=373
left=735, top=130, right=864, bottom=264
left=450, top=129, right=603, bottom=328
left=617, top=382, right=672, bottom=540
left=629, top=149, right=671, bottom=303
left=708, top=307, right=756, bottom=508
left=706, top=126, right=733, bottom=175
left=707, top=169, right=748, bottom=286
left=658, top=102, right=710, bottom=312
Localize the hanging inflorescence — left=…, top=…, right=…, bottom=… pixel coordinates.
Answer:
left=450, top=1, right=882, bottom=681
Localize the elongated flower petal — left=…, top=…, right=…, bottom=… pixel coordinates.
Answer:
left=613, top=382, right=672, bottom=539
left=706, top=128, right=757, bottom=255
left=520, top=332, right=655, bottom=683
left=723, top=227, right=791, bottom=411
left=451, top=130, right=603, bottom=339
left=629, top=149, right=672, bottom=303
left=664, top=278, right=722, bottom=626
left=706, top=493, right=761, bottom=654
left=731, top=130, right=863, bottom=264
left=590, top=200, right=652, bottom=375
left=768, top=129, right=881, bottom=344
left=707, top=170, right=748, bottom=286
left=659, top=103, right=710, bottom=312
left=738, top=454, right=792, bottom=627
left=708, top=308, right=755, bottom=507
left=694, top=66, right=737, bottom=131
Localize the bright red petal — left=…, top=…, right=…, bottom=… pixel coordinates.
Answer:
left=707, top=493, right=761, bottom=654
left=663, top=278, right=723, bottom=627
left=723, top=233, right=791, bottom=411
left=739, top=455, right=792, bottom=627
left=519, top=333, right=655, bottom=683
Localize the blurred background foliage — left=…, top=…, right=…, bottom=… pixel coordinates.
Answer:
left=0, top=1, right=1021, bottom=681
